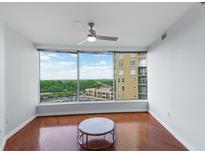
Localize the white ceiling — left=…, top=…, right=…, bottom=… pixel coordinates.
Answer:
left=0, top=2, right=195, bottom=49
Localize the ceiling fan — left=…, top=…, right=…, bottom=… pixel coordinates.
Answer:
left=77, top=22, right=118, bottom=45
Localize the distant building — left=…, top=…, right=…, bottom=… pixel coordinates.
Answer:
left=115, top=52, right=147, bottom=100
left=85, top=87, right=113, bottom=100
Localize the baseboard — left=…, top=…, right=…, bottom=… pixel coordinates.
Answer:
left=149, top=110, right=195, bottom=151
left=6, top=115, right=37, bottom=141
left=0, top=137, right=7, bottom=151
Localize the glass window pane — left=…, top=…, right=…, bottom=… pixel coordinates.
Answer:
left=115, top=52, right=147, bottom=100
left=130, top=69, right=136, bottom=75
left=79, top=53, right=113, bottom=101
left=40, top=51, right=77, bottom=103
left=130, top=60, right=136, bottom=65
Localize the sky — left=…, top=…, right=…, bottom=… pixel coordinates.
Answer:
left=40, top=52, right=113, bottom=80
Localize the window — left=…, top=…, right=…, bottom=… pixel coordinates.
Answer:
left=130, top=69, right=136, bottom=75
left=139, top=58, right=147, bottom=67
left=139, top=67, right=147, bottom=76
left=118, top=86, right=121, bottom=91
left=40, top=51, right=148, bottom=103
left=122, top=86, right=124, bottom=91
left=130, top=60, right=135, bottom=65
left=139, top=85, right=147, bottom=93
left=118, top=70, right=124, bottom=76
left=79, top=52, right=113, bottom=101
left=139, top=76, right=147, bottom=84
left=118, top=62, right=124, bottom=67
left=40, top=52, right=77, bottom=103
left=139, top=94, right=147, bottom=99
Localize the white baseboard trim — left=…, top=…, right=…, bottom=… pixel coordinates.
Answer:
left=6, top=115, right=37, bottom=141
left=149, top=110, right=195, bottom=151
left=0, top=137, right=7, bottom=151
left=1, top=115, right=37, bottom=150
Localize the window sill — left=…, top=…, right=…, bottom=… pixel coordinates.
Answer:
left=38, top=99, right=148, bottom=106
left=36, top=100, right=148, bottom=116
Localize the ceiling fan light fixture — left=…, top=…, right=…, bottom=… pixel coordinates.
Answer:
left=87, top=35, right=96, bottom=42
left=77, top=22, right=118, bottom=45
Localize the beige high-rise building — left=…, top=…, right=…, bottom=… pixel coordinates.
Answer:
left=115, top=52, right=147, bottom=100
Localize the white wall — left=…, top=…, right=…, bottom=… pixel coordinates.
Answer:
left=0, top=20, right=5, bottom=150
left=148, top=4, right=205, bottom=150
left=5, top=24, right=39, bottom=135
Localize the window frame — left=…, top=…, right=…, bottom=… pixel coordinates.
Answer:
left=39, top=51, right=78, bottom=103
left=39, top=50, right=147, bottom=103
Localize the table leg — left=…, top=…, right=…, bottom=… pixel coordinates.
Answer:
left=82, top=133, right=84, bottom=144
left=112, top=130, right=115, bottom=143
left=86, top=134, right=89, bottom=148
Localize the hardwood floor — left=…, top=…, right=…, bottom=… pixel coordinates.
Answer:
left=4, top=112, right=187, bottom=151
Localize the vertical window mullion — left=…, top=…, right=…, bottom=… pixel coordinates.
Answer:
left=39, top=51, right=41, bottom=104
left=113, top=52, right=116, bottom=101
left=77, top=50, right=80, bottom=102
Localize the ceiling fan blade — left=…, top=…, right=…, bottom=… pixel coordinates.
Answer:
left=96, top=35, right=118, bottom=41
left=78, top=39, right=87, bottom=45
left=73, top=20, right=88, bottom=32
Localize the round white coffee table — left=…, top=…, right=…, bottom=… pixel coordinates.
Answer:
left=78, top=117, right=115, bottom=150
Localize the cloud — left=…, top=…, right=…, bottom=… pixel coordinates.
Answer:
left=81, top=65, right=112, bottom=72
left=41, top=61, right=76, bottom=73
left=69, top=54, right=77, bottom=57
left=41, top=70, right=77, bottom=80
left=48, top=53, right=59, bottom=58
left=40, top=55, right=50, bottom=61
left=40, top=61, right=77, bottom=80
left=98, top=60, right=107, bottom=65
left=80, top=64, right=113, bottom=79
left=94, top=54, right=107, bottom=57
left=59, top=61, right=75, bottom=66
left=80, top=66, right=113, bottom=79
